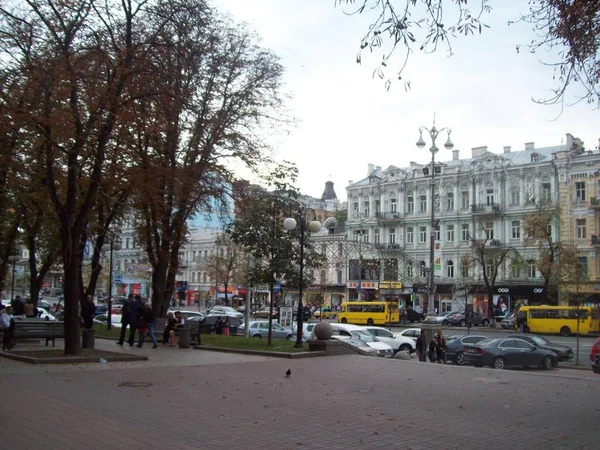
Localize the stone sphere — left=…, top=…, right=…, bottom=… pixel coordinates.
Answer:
left=313, top=321, right=333, bottom=340
left=394, top=350, right=411, bottom=360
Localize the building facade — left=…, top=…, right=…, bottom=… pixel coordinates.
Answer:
left=344, top=133, right=599, bottom=314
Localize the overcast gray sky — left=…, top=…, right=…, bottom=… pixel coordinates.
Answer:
left=213, top=0, right=599, bottom=202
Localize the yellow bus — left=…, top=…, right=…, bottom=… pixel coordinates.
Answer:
left=338, top=301, right=399, bottom=325
left=516, top=305, right=600, bottom=336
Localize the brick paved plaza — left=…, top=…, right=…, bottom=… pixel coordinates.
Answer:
left=1, top=340, right=599, bottom=450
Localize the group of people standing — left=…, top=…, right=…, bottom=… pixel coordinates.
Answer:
left=415, top=329, right=447, bottom=364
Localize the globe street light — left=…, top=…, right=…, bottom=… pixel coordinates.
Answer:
left=102, top=240, right=122, bottom=330
left=416, top=117, right=453, bottom=321
left=283, top=210, right=322, bottom=348
left=7, top=255, right=21, bottom=302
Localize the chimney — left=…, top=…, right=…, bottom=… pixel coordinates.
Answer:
left=471, top=146, right=488, bottom=158
left=452, top=149, right=459, bottom=161
left=525, top=142, right=535, bottom=150
left=503, top=146, right=511, bottom=153
left=566, top=133, right=574, bottom=150
left=367, top=163, right=374, bottom=176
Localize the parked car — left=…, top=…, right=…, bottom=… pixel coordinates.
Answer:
left=463, top=337, right=557, bottom=370
left=170, top=310, right=205, bottom=320
left=208, top=306, right=243, bottom=320
left=93, top=304, right=109, bottom=316
left=432, top=311, right=460, bottom=325
left=311, top=323, right=393, bottom=357
left=313, top=307, right=337, bottom=319
left=93, top=313, right=122, bottom=328
left=447, top=311, right=490, bottom=327
left=363, top=326, right=415, bottom=353
left=37, top=300, right=53, bottom=310
left=253, top=306, right=277, bottom=319
left=397, top=328, right=421, bottom=341
left=406, top=308, right=425, bottom=323
left=501, top=312, right=516, bottom=330
left=330, top=336, right=378, bottom=356
left=445, top=335, right=488, bottom=365
left=188, top=315, right=242, bottom=335
left=239, top=321, right=294, bottom=340
left=507, top=334, right=573, bottom=362
left=34, top=307, right=57, bottom=321
left=590, top=337, right=600, bottom=374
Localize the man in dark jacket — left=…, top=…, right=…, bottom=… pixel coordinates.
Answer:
left=116, top=294, right=133, bottom=345
left=127, top=295, right=143, bottom=346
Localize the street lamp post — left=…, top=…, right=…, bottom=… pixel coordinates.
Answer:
left=283, top=210, right=322, bottom=348
left=416, top=117, right=454, bottom=318
left=102, top=240, right=121, bottom=330
left=416, top=117, right=454, bottom=346
left=8, top=255, right=20, bottom=302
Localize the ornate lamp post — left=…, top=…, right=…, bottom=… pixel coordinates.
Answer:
left=7, top=255, right=21, bottom=302
left=102, top=240, right=121, bottom=330
left=283, top=210, right=322, bottom=348
left=416, top=117, right=453, bottom=346
left=416, top=117, right=454, bottom=319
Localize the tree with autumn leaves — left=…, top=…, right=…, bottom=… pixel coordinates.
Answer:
left=0, top=0, right=286, bottom=354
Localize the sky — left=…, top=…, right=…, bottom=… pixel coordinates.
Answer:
left=211, top=0, right=599, bottom=203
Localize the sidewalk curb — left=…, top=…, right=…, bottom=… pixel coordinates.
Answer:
left=193, top=345, right=326, bottom=359
left=0, top=350, right=147, bottom=365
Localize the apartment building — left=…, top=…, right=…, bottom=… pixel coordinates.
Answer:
left=345, top=133, right=596, bottom=314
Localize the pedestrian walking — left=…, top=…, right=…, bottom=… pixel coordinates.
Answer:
left=436, top=329, right=447, bottom=364
left=1, top=306, right=15, bottom=351
left=400, top=306, right=407, bottom=325
left=137, top=303, right=158, bottom=348
left=127, top=295, right=143, bottom=346
left=116, top=294, right=134, bottom=346
left=415, top=329, right=428, bottom=362
left=163, top=312, right=176, bottom=345
left=428, top=336, right=437, bottom=363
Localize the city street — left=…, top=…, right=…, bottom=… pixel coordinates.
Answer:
left=1, top=340, right=599, bottom=450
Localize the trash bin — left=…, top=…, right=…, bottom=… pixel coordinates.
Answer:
left=178, top=328, right=191, bottom=349
left=82, top=329, right=95, bottom=349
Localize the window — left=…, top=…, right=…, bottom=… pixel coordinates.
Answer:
left=461, top=224, right=470, bottom=241
left=338, top=244, right=343, bottom=256
left=575, top=181, right=586, bottom=201
left=126, top=237, right=130, bottom=249
left=435, top=229, right=440, bottom=241
left=390, top=198, right=397, bottom=213
left=446, top=193, right=454, bottom=211
left=511, top=264, right=521, bottom=279
left=434, top=194, right=440, bottom=212
left=486, top=188, right=494, bottom=205
left=363, top=201, right=370, bottom=217
left=446, top=224, right=455, bottom=242
left=528, top=260, right=536, bottom=278
left=419, top=226, right=427, bottom=243
left=191, top=272, right=195, bottom=282
left=203, top=272, right=207, bottom=283
left=485, top=222, right=494, bottom=239
left=407, top=263, right=414, bottom=278
left=336, top=269, right=343, bottom=284
left=389, top=228, right=396, bottom=244
left=578, top=257, right=588, bottom=276
left=320, top=269, right=326, bottom=284
left=461, top=191, right=469, bottom=210
left=374, top=228, right=380, bottom=244
left=486, top=263, right=494, bottom=278
left=510, top=189, right=520, bottom=206
left=406, top=226, right=414, bottom=244
left=375, top=200, right=380, bottom=215
left=576, top=218, right=587, bottom=239
left=461, top=260, right=469, bottom=278
left=407, top=196, right=414, bottom=213
left=362, top=230, right=369, bottom=243
left=542, top=183, right=551, bottom=202
left=511, top=221, right=521, bottom=240
left=353, top=230, right=361, bottom=241
left=446, top=260, right=455, bottom=278
left=353, top=202, right=359, bottom=216
left=420, top=195, right=427, bottom=212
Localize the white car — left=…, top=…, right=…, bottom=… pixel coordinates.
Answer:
left=397, top=328, right=421, bottom=341
left=169, top=310, right=204, bottom=320
left=312, top=323, right=394, bottom=357
left=35, top=307, right=57, bottom=321
left=208, top=306, right=244, bottom=320
left=364, top=326, right=415, bottom=354
left=93, top=313, right=122, bottom=328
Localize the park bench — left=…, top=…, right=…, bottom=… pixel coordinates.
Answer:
left=153, top=318, right=200, bottom=344
left=13, top=320, right=65, bottom=347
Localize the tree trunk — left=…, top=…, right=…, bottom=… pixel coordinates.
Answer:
left=63, top=257, right=82, bottom=355
left=151, top=261, right=168, bottom=318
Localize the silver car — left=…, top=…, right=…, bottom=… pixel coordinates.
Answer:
left=243, top=321, right=294, bottom=340
left=501, top=312, right=516, bottom=329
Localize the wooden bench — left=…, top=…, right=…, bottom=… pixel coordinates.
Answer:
left=13, top=320, right=65, bottom=347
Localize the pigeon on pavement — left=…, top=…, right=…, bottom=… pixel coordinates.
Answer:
left=285, top=368, right=291, bottom=378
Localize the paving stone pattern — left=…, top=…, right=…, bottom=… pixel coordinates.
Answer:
left=1, top=346, right=599, bottom=449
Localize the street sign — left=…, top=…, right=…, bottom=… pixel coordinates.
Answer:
left=274, top=283, right=281, bottom=293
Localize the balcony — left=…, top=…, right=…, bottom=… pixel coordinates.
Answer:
left=375, top=211, right=403, bottom=223
left=592, top=235, right=600, bottom=246
left=471, top=238, right=504, bottom=250
left=590, top=198, right=600, bottom=209
left=471, top=203, right=501, bottom=215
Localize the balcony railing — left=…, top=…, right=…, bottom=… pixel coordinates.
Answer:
left=375, top=211, right=402, bottom=221
left=471, top=203, right=501, bottom=214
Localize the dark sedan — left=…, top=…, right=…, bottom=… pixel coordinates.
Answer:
left=507, top=334, right=573, bottom=362
left=406, top=309, right=425, bottom=323
left=447, top=312, right=490, bottom=327
left=187, top=315, right=242, bottom=335
left=445, top=335, right=488, bottom=366
left=463, top=337, right=557, bottom=370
